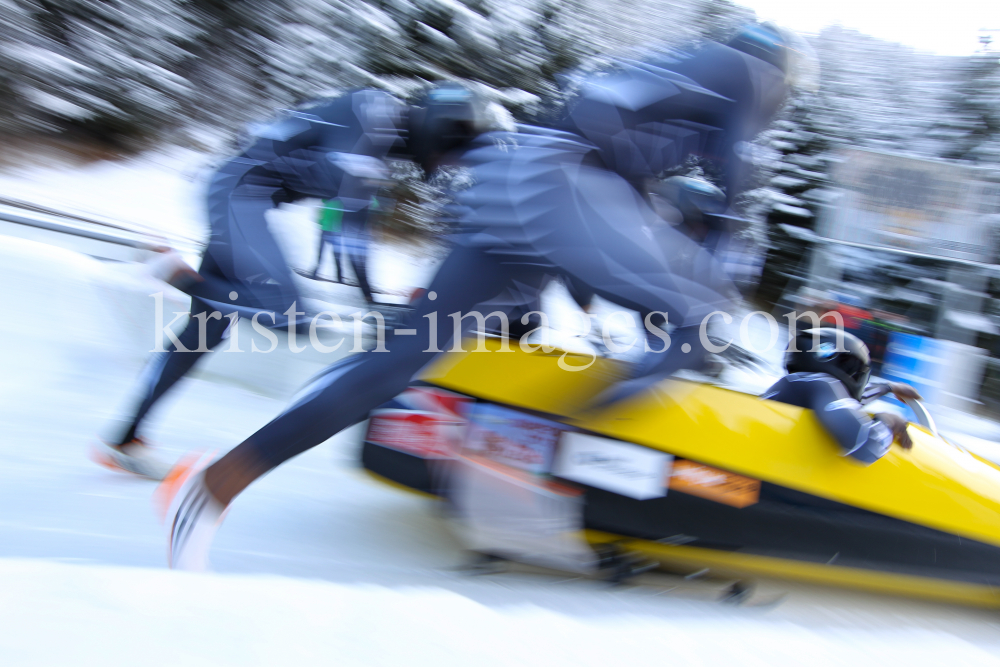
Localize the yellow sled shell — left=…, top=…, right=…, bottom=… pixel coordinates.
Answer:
left=411, top=340, right=1000, bottom=607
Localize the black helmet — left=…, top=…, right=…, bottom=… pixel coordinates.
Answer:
left=727, top=23, right=820, bottom=93
left=408, top=83, right=486, bottom=173
left=660, top=176, right=728, bottom=230
left=727, top=23, right=789, bottom=75
left=652, top=176, right=744, bottom=254
left=785, top=328, right=872, bottom=400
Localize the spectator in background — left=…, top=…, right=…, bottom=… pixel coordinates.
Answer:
left=339, top=195, right=380, bottom=304
left=864, top=310, right=911, bottom=376
left=311, top=197, right=343, bottom=282
left=822, top=294, right=874, bottom=335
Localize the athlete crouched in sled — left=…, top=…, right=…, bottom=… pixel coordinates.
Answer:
left=763, top=328, right=920, bottom=463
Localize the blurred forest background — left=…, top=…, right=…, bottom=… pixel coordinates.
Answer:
left=1, top=0, right=998, bottom=235
left=2, top=0, right=1000, bottom=282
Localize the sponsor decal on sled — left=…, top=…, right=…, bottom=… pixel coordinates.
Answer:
left=553, top=433, right=673, bottom=500
left=669, top=460, right=760, bottom=508
left=463, top=404, right=563, bottom=474
left=367, top=410, right=458, bottom=459
left=397, top=386, right=472, bottom=421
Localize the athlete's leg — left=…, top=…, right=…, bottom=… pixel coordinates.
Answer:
left=331, top=232, right=343, bottom=283
left=312, top=230, right=326, bottom=277
left=342, top=221, right=374, bottom=303
left=566, top=275, right=595, bottom=311
left=204, top=245, right=529, bottom=505
left=110, top=299, right=230, bottom=446
left=587, top=325, right=709, bottom=407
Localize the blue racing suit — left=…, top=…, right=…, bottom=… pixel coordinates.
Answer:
left=761, top=372, right=895, bottom=464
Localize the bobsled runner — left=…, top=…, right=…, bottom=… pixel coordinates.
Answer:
left=360, top=337, right=1000, bottom=608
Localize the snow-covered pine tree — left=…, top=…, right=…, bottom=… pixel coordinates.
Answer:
left=750, top=26, right=970, bottom=307
left=934, top=49, right=1000, bottom=164
left=256, top=0, right=365, bottom=108
left=752, top=91, right=836, bottom=306
left=764, top=94, right=834, bottom=229
left=813, top=26, right=951, bottom=155
left=0, top=0, right=48, bottom=135
left=690, top=0, right=753, bottom=42
left=0, top=0, right=763, bottom=147
left=1, top=0, right=203, bottom=146
left=175, top=0, right=292, bottom=131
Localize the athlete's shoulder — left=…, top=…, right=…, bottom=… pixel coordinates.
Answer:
left=302, top=89, right=405, bottom=122
left=462, top=126, right=594, bottom=185
left=760, top=372, right=848, bottom=404
left=652, top=41, right=751, bottom=75
left=460, top=125, right=596, bottom=169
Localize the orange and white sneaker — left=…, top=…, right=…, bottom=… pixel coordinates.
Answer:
left=157, top=452, right=227, bottom=571
left=89, top=438, right=173, bottom=481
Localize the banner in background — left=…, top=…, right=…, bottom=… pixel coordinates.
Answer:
left=822, top=149, right=1000, bottom=263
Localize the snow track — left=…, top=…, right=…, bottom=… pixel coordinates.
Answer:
left=2, top=169, right=1000, bottom=664
left=5, top=559, right=1000, bottom=667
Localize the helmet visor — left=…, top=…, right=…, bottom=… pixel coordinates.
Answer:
left=839, top=352, right=871, bottom=392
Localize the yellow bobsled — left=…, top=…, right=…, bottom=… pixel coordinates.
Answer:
left=361, top=339, right=1000, bottom=608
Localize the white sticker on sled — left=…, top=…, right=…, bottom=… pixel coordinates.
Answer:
left=553, top=433, right=673, bottom=500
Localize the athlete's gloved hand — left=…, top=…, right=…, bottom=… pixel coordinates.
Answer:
left=875, top=412, right=912, bottom=450
left=888, top=382, right=922, bottom=402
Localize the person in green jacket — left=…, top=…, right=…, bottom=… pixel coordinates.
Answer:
left=311, top=197, right=343, bottom=282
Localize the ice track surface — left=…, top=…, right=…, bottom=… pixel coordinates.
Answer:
left=3, top=238, right=1000, bottom=666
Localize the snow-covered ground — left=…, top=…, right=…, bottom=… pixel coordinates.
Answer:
left=6, top=560, right=1000, bottom=667
left=0, top=146, right=211, bottom=248
left=4, top=150, right=1000, bottom=665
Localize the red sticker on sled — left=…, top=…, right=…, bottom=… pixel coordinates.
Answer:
left=367, top=410, right=457, bottom=459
